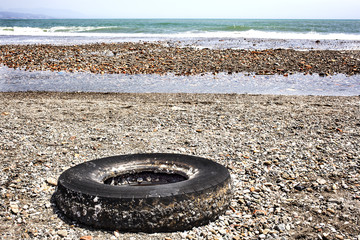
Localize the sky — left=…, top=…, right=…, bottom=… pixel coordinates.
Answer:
left=0, top=0, right=359, bottom=19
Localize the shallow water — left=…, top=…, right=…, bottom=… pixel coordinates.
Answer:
left=2, top=35, right=360, bottom=51
left=1, top=66, right=359, bottom=96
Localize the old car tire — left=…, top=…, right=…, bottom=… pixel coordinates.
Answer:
left=54, top=153, right=232, bottom=232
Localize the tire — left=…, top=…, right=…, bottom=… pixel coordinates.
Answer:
left=54, top=153, right=232, bottom=232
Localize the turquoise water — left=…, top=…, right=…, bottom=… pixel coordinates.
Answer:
left=1, top=19, right=360, bottom=39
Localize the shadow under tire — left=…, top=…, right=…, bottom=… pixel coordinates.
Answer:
left=54, top=153, right=232, bottom=232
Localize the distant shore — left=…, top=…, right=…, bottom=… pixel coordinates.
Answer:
left=1, top=42, right=359, bottom=76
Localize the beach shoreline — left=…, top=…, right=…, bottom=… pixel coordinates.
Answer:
left=2, top=35, right=360, bottom=51
left=1, top=92, right=359, bottom=239
left=177, top=37, right=360, bottom=51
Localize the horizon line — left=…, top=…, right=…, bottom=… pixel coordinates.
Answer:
left=2, top=17, right=360, bottom=20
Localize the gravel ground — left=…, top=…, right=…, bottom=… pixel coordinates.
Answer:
left=1, top=92, right=359, bottom=240
left=1, top=42, right=359, bottom=76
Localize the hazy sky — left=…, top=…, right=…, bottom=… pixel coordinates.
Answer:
left=1, top=0, right=359, bottom=19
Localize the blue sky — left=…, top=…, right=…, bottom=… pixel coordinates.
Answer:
left=0, top=0, right=359, bottom=19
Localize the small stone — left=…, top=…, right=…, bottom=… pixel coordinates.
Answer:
left=57, top=230, right=67, bottom=237
left=46, top=177, right=58, bottom=186
left=263, top=161, right=272, bottom=165
left=276, top=224, right=286, bottom=232
left=103, top=50, right=114, bottom=57
left=209, top=228, right=217, bottom=234
left=328, top=198, right=341, bottom=204
left=243, top=189, right=251, bottom=194
left=282, top=172, right=296, bottom=180
left=294, top=184, right=306, bottom=191
left=317, top=178, right=327, bottom=185
left=335, top=234, right=344, bottom=240
left=253, top=209, right=267, bottom=216
left=171, top=106, right=186, bottom=111
left=113, top=230, right=120, bottom=238
left=286, top=224, right=291, bottom=230
left=10, top=203, right=20, bottom=214
left=80, top=236, right=93, bottom=240
left=327, top=208, right=335, bottom=214
left=1, top=112, right=10, bottom=116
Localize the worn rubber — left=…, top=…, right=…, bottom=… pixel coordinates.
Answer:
left=54, top=153, right=232, bottom=232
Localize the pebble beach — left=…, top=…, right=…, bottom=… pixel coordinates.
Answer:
left=1, top=92, right=359, bottom=239
left=1, top=42, right=360, bottom=76
left=2, top=13, right=360, bottom=240
left=1, top=23, right=360, bottom=239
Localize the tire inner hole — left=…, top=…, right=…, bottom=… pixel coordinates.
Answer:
left=104, top=171, right=188, bottom=186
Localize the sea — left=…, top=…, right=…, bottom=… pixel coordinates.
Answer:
left=1, top=19, right=360, bottom=44
left=0, top=19, right=360, bottom=95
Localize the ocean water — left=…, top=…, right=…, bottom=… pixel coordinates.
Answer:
left=1, top=19, right=360, bottom=41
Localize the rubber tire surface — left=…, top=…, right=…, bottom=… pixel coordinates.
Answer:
left=54, top=153, right=232, bottom=232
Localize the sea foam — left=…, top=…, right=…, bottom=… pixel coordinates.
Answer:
left=1, top=26, right=360, bottom=40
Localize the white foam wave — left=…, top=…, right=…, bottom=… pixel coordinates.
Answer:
left=1, top=27, right=360, bottom=40
left=229, top=30, right=360, bottom=40
left=0, top=26, right=116, bottom=35
left=173, top=30, right=360, bottom=40
left=47, top=26, right=115, bottom=32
